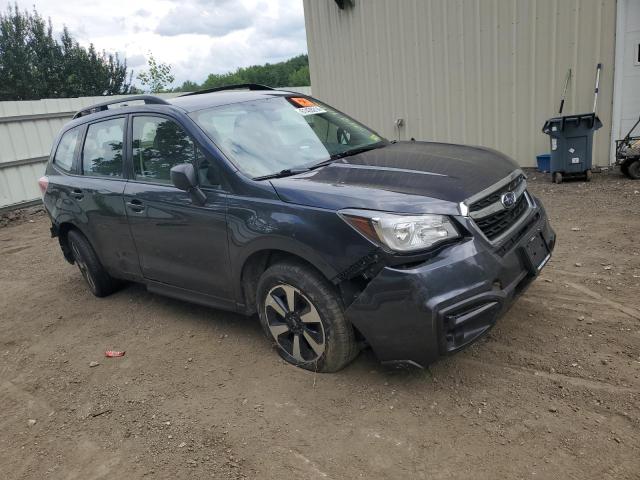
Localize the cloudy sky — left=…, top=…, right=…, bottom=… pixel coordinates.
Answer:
left=10, top=0, right=308, bottom=87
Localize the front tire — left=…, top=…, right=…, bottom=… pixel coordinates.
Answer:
left=257, top=261, right=358, bottom=372
left=67, top=230, right=119, bottom=297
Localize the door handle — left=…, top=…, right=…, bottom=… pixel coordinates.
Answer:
left=70, top=189, right=84, bottom=200
left=126, top=199, right=145, bottom=212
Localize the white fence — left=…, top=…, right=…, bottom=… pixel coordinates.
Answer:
left=0, top=86, right=312, bottom=211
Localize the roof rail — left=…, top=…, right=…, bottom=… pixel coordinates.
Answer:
left=180, top=83, right=274, bottom=97
left=72, top=95, right=171, bottom=119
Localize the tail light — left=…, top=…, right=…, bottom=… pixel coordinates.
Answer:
left=38, top=176, right=49, bottom=196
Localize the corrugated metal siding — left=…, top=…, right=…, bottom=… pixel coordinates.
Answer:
left=0, top=88, right=311, bottom=209
left=303, top=0, right=616, bottom=167
left=614, top=0, right=640, bottom=140
left=0, top=94, right=179, bottom=209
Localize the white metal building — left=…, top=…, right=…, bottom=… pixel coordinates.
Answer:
left=303, top=0, right=639, bottom=168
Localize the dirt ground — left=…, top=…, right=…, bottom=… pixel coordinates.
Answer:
left=1, top=171, right=639, bottom=479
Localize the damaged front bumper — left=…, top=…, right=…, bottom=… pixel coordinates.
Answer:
left=344, top=197, right=556, bottom=368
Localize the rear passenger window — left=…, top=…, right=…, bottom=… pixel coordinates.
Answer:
left=82, top=118, right=125, bottom=178
left=53, top=127, right=80, bottom=172
left=132, top=116, right=196, bottom=184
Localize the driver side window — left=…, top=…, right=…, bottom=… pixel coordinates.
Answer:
left=132, top=116, right=223, bottom=188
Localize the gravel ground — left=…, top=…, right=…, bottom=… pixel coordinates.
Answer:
left=1, top=171, right=639, bottom=479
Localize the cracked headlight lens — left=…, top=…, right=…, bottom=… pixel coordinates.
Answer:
left=339, top=209, right=460, bottom=252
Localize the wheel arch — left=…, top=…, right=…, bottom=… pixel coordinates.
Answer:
left=56, top=221, right=88, bottom=264
left=239, top=249, right=334, bottom=315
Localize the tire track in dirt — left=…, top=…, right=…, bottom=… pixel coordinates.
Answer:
left=565, top=282, right=640, bottom=321
left=456, top=357, right=639, bottom=395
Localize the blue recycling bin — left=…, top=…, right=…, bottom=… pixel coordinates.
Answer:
left=542, top=113, right=602, bottom=183
left=536, top=154, right=551, bottom=172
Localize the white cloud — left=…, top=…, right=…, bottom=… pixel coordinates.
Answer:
left=134, top=8, right=151, bottom=18
left=126, top=53, right=147, bottom=69
left=155, top=1, right=252, bottom=37
left=8, top=0, right=307, bottom=86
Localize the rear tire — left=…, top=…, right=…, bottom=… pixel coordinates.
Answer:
left=620, top=161, right=630, bottom=177
left=553, top=172, right=563, bottom=184
left=67, top=230, right=119, bottom=297
left=256, top=261, right=358, bottom=372
left=585, top=169, right=592, bottom=182
left=626, top=159, right=640, bottom=180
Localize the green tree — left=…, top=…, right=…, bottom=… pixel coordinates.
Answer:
left=57, top=28, right=131, bottom=98
left=0, top=4, right=131, bottom=100
left=193, top=54, right=310, bottom=91
left=173, top=79, right=199, bottom=93
left=136, top=53, right=175, bottom=93
left=288, top=65, right=310, bottom=86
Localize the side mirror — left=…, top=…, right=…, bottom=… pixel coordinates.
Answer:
left=170, top=163, right=206, bottom=205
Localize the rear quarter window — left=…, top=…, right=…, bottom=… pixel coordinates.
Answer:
left=53, top=127, right=80, bottom=172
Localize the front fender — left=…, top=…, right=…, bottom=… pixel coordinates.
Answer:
left=226, top=196, right=376, bottom=307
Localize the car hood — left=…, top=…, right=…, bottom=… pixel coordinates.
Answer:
left=269, top=141, right=519, bottom=215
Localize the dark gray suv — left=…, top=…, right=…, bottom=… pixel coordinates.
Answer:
left=40, top=84, right=555, bottom=372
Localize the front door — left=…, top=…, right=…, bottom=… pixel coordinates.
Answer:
left=123, top=114, right=232, bottom=303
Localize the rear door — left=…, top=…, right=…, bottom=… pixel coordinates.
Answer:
left=122, top=114, right=232, bottom=303
left=45, top=125, right=84, bottom=221
left=72, top=116, right=141, bottom=279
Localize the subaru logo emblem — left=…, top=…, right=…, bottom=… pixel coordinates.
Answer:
left=501, top=191, right=516, bottom=209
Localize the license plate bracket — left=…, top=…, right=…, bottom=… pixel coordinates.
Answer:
left=522, top=233, right=550, bottom=274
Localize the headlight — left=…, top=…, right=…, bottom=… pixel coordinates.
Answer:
left=338, top=209, right=460, bottom=252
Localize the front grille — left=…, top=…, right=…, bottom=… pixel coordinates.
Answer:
left=495, top=212, right=540, bottom=256
left=473, top=192, right=528, bottom=240
left=469, top=174, right=525, bottom=213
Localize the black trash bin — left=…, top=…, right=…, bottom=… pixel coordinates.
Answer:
left=542, top=113, right=602, bottom=183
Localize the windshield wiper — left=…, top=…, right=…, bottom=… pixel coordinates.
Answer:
left=306, top=143, right=386, bottom=171
left=252, top=167, right=310, bottom=181
left=254, top=143, right=388, bottom=180
left=312, top=142, right=387, bottom=168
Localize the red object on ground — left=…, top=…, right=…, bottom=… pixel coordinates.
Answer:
left=105, top=351, right=125, bottom=357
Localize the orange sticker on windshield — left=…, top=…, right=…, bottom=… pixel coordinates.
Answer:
left=290, top=97, right=316, bottom=107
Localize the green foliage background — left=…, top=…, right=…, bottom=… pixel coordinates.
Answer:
left=0, top=4, right=310, bottom=100
left=173, top=55, right=310, bottom=92
left=0, top=4, right=131, bottom=100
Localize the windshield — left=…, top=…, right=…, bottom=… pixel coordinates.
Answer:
left=190, top=96, right=384, bottom=178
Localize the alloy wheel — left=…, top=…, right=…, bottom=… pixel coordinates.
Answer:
left=71, top=241, right=96, bottom=292
left=264, top=284, right=326, bottom=363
